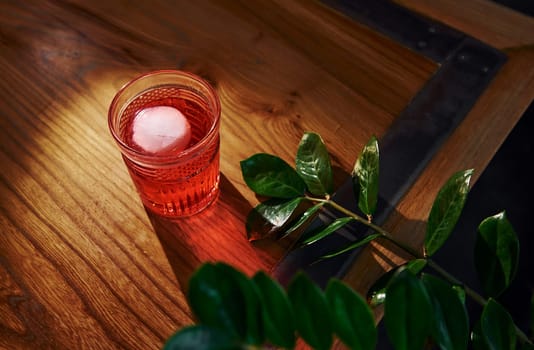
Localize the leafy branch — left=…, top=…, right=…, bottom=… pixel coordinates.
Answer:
left=164, top=132, right=533, bottom=350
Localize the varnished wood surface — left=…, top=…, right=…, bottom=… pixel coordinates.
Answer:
left=1, top=1, right=533, bottom=349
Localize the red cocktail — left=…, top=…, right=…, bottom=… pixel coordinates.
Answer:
left=108, top=70, right=221, bottom=218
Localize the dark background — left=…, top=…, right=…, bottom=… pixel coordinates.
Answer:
left=492, top=0, right=534, bottom=16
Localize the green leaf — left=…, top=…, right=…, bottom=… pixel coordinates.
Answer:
left=471, top=320, right=490, bottom=350
left=422, top=274, right=469, bottom=350
left=163, top=325, right=241, bottom=350
left=240, top=153, right=306, bottom=198
left=215, top=263, right=263, bottom=344
left=278, top=201, right=325, bottom=239
left=319, top=233, right=381, bottom=260
left=301, top=217, right=354, bottom=246
left=352, top=136, right=379, bottom=217
left=246, top=197, right=303, bottom=241
left=480, top=299, right=517, bottom=350
left=187, top=263, right=263, bottom=345
left=326, top=280, right=377, bottom=350
left=288, top=273, right=333, bottom=350
left=367, top=259, right=427, bottom=307
left=424, top=169, right=473, bottom=256
left=452, top=285, right=466, bottom=305
left=385, top=269, right=433, bottom=350
left=296, top=132, right=334, bottom=196
left=520, top=343, right=534, bottom=350
left=404, top=259, right=428, bottom=274
left=252, top=271, right=296, bottom=348
left=474, top=211, right=519, bottom=297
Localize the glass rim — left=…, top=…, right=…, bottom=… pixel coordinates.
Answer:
left=108, top=69, right=221, bottom=164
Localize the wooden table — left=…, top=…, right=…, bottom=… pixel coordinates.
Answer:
left=1, top=1, right=533, bottom=348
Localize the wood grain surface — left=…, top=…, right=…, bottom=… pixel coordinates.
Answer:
left=1, top=0, right=533, bottom=349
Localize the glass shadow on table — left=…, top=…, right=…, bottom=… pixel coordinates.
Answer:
left=145, top=173, right=294, bottom=293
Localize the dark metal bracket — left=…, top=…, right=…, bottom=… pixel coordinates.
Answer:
left=272, top=0, right=507, bottom=287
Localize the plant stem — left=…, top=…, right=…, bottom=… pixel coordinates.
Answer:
left=307, top=196, right=422, bottom=259
left=306, top=195, right=533, bottom=346
left=426, top=259, right=486, bottom=306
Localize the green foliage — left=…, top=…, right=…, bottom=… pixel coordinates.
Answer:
left=384, top=270, right=433, bottom=350
left=296, top=132, right=334, bottom=196
left=241, top=132, right=334, bottom=241
left=452, top=285, right=467, bottom=304
left=163, top=325, right=241, bottom=350
left=165, top=132, right=532, bottom=350
left=326, top=280, right=377, bottom=350
left=288, top=273, right=333, bottom=350
left=475, top=211, right=520, bottom=297
left=167, top=263, right=378, bottom=349
left=240, top=153, right=306, bottom=198
left=246, top=197, right=303, bottom=241
left=279, top=201, right=325, bottom=239
left=252, top=271, right=296, bottom=348
left=301, top=217, right=354, bottom=246
left=422, top=274, right=469, bottom=350
left=187, top=263, right=263, bottom=344
left=367, top=259, right=427, bottom=307
left=481, top=299, right=517, bottom=350
left=352, top=136, right=379, bottom=217
left=471, top=320, right=488, bottom=350
left=319, top=233, right=381, bottom=260
left=424, top=169, right=473, bottom=257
